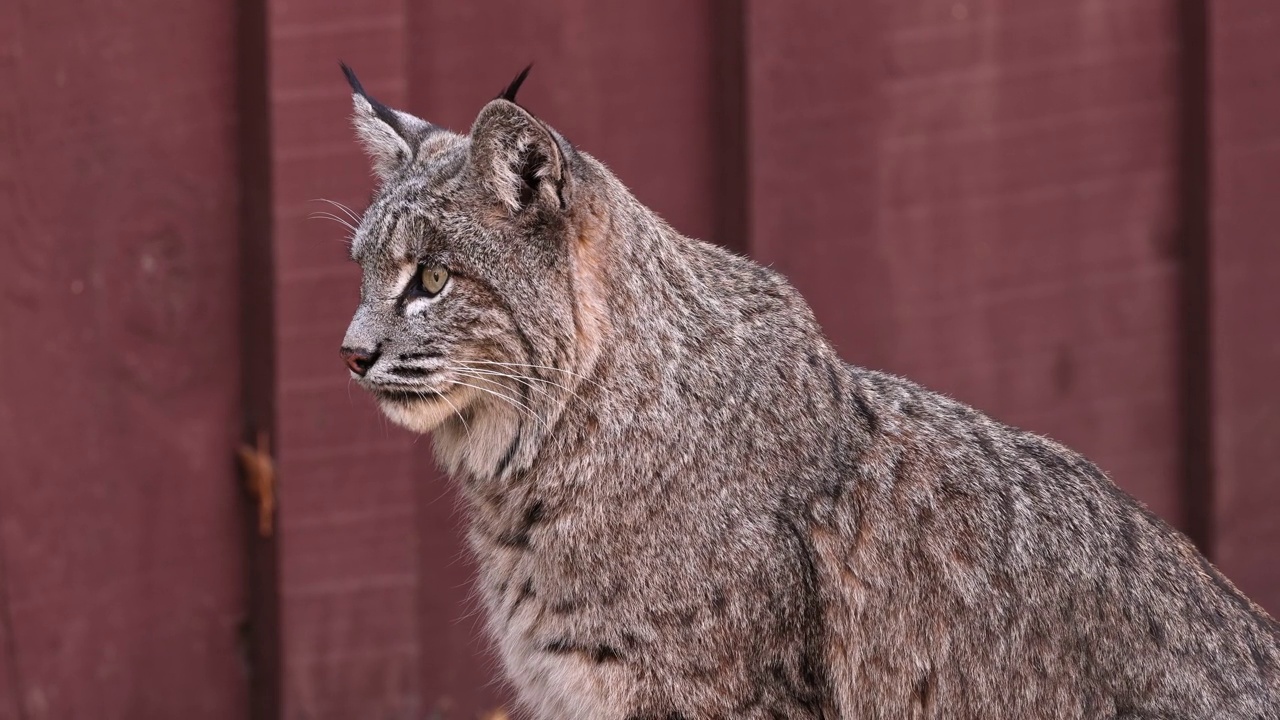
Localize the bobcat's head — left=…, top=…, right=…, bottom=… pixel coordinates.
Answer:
left=338, top=66, right=608, bottom=451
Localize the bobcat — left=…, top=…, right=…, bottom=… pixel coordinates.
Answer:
left=336, top=65, right=1280, bottom=719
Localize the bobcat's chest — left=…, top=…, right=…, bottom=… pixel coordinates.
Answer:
left=472, top=538, right=639, bottom=720
left=466, top=498, right=832, bottom=720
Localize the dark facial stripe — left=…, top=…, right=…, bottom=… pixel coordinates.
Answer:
left=464, top=273, right=539, bottom=367
left=494, top=429, right=522, bottom=479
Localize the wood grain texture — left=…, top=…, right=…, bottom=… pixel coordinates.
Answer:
left=1208, top=0, right=1280, bottom=614
left=264, top=0, right=426, bottom=717
left=0, top=0, right=247, bottom=717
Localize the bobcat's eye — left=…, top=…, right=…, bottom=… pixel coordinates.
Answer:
left=420, top=266, right=449, bottom=296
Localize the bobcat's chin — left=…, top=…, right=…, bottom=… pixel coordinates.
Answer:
left=374, top=389, right=460, bottom=433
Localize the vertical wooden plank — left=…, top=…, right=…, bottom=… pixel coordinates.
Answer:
left=264, top=0, right=425, bottom=718
left=745, top=0, right=1190, bottom=523
left=406, top=2, right=726, bottom=715
left=1208, top=0, right=1280, bottom=613
left=0, top=0, right=247, bottom=717
left=743, top=0, right=893, bottom=369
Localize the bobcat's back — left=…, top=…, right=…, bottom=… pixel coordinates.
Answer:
left=814, top=366, right=1280, bottom=718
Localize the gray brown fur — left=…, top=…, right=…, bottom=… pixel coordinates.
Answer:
left=336, top=67, right=1280, bottom=719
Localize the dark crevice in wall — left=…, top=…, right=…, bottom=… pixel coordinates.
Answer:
left=711, top=0, right=749, bottom=255
left=1174, top=0, right=1213, bottom=554
left=236, top=0, right=281, bottom=714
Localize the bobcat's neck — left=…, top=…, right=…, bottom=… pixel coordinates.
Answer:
left=433, top=155, right=844, bottom=516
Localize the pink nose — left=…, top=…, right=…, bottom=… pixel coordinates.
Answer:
left=339, top=346, right=379, bottom=376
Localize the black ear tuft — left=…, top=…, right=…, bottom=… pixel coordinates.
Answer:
left=340, top=61, right=366, bottom=96
left=339, top=61, right=405, bottom=135
left=498, top=64, right=534, bottom=103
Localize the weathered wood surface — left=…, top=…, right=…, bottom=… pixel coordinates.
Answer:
left=0, top=0, right=247, bottom=716
left=1209, top=0, right=1280, bottom=614
left=265, top=0, right=425, bottom=717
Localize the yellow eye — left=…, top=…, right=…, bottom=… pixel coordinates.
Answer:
left=420, top=266, right=449, bottom=296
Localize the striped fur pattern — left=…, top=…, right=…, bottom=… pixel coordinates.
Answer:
left=336, top=67, right=1280, bottom=719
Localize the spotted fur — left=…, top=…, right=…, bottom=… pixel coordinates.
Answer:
left=337, top=67, right=1280, bottom=719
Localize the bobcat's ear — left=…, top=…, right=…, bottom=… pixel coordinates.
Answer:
left=469, top=67, right=570, bottom=215
left=341, top=63, right=438, bottom=181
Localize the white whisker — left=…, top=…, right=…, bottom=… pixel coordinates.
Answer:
left=312, top=197, right=362, bottom=223
left=308, top=210, right=354, bottom=227
left=447, top=376, right=548, bottom=432
left=436, top=389, right=471, bottom=437
left=308, top=211, right=359, bottom=234
left=454, top=365, right=584, bottom=405
left=459, top=359, right=602, bottom=389
left=458, top=367, right=559, bottom=398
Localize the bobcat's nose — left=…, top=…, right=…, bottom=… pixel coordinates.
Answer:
left=340, top=346, right=380, bottom=377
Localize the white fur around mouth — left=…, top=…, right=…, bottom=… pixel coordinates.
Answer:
left=367, top=382, right=470, bottom=435
left=368, top=384, right=446, bottom=404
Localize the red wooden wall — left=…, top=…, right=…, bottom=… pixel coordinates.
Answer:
left=0, top=0, right=248, bottom=717
left=1, top=1, right=1278, bottom=718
